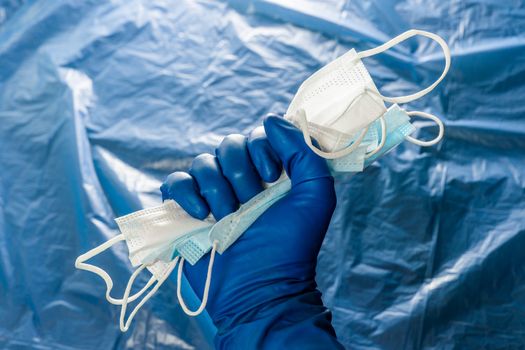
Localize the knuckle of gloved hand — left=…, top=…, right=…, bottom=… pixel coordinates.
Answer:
left=165, top=171, right=190, bottom=185
left=217, top=134, right=247, bottom=176
left=265, top=112, right=281, bottom=119
left=161, top=171, right=187, bottom=198
left=218, top=134, right=245, bottom=158
left=219, top=134, right=245, bottom=151
left=190, top=153, right=216, bottom=175
left=249, top=125, right=266, bottom=141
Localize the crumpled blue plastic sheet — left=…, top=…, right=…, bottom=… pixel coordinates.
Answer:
left=1, top=0, right=524, bottom=349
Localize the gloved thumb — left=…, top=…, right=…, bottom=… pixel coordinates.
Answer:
left=263, top=114, right=332, bottom=186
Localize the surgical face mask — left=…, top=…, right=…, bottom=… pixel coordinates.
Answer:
left=117, top=201, right=213, bottom=265
left=285, top=29, right=449, bottom=160
left=75, top=29, right=450, bottom=332
left=75, top=200, right=215, bottom=331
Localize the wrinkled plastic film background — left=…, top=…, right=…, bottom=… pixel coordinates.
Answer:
left=1, top=0, right=524, bottom=349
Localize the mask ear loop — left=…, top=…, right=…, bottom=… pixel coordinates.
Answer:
left=295, top=108, right=369, bottom=159
left=357, top=29, right=451, bottom=104
left=405, top=110, right=444, bottom=146
left=75, top=234, right=156, bottom=305
left=119, top=257, right=179, bottom=332
left=176, top=240, right=218, bottom=316
left=357, top=30, right=449, bottom=149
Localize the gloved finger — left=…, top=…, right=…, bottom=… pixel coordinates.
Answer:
left=263, top=115, right=332, bottom=186
left=160, top=171, right=210, bottom=220
left=216, top=134, right=264, bottom=203
left=247, top=124, right=282, bottom=183
left=189, top=153, right=238, bottom=220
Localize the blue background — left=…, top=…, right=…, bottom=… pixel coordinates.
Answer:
left=1, top=0, right=524, bottom=349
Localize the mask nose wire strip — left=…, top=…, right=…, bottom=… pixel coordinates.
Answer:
left=357, top=29, right=451, bottom=105
left=119, top=258, right=179, bottom=332
left=405, top=110, right=444, bottom=146
left=75, top=234, right=156, bottom=305
left=177, top=240, right=218, bottom=316
left=296, top=108, right=369, bottom=159
left=365, top=115, right=387, bottom=158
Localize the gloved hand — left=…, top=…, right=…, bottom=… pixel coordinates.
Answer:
left=161, top=115, right=343, bottom=349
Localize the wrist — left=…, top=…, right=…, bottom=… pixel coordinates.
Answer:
left=212, top=277, right=318, bottom=326
left=213, top=288, right=341, bottom=350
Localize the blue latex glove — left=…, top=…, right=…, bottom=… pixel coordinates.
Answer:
left=161, top=115, right=344, bottom=349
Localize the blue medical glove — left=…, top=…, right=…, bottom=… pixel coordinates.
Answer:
left=161, top=115, right=344, bottom=349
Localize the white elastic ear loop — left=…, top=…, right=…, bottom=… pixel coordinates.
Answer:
left=365, top=116, right=387, bottom=158
left=176, top=240, right=218, bottom=316
left=75, top=234, right=155, bottom=305
left=357, top=29, right=451, bottom=104
left=296, top=109, right=369, bottom=159
left=405, top=110, right=444, bottom=146
left=119, top=257, right=178, bottom=332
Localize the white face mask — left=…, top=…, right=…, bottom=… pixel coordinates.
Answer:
left=75, top=29, right=450, bottom=332
left=75, top=200, right=215, bottom=331
left=286, top=48, right=387, bottom=154
left=116, top=200, right=213, bottom=266
left=285, top=29, right=450, bottom=160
